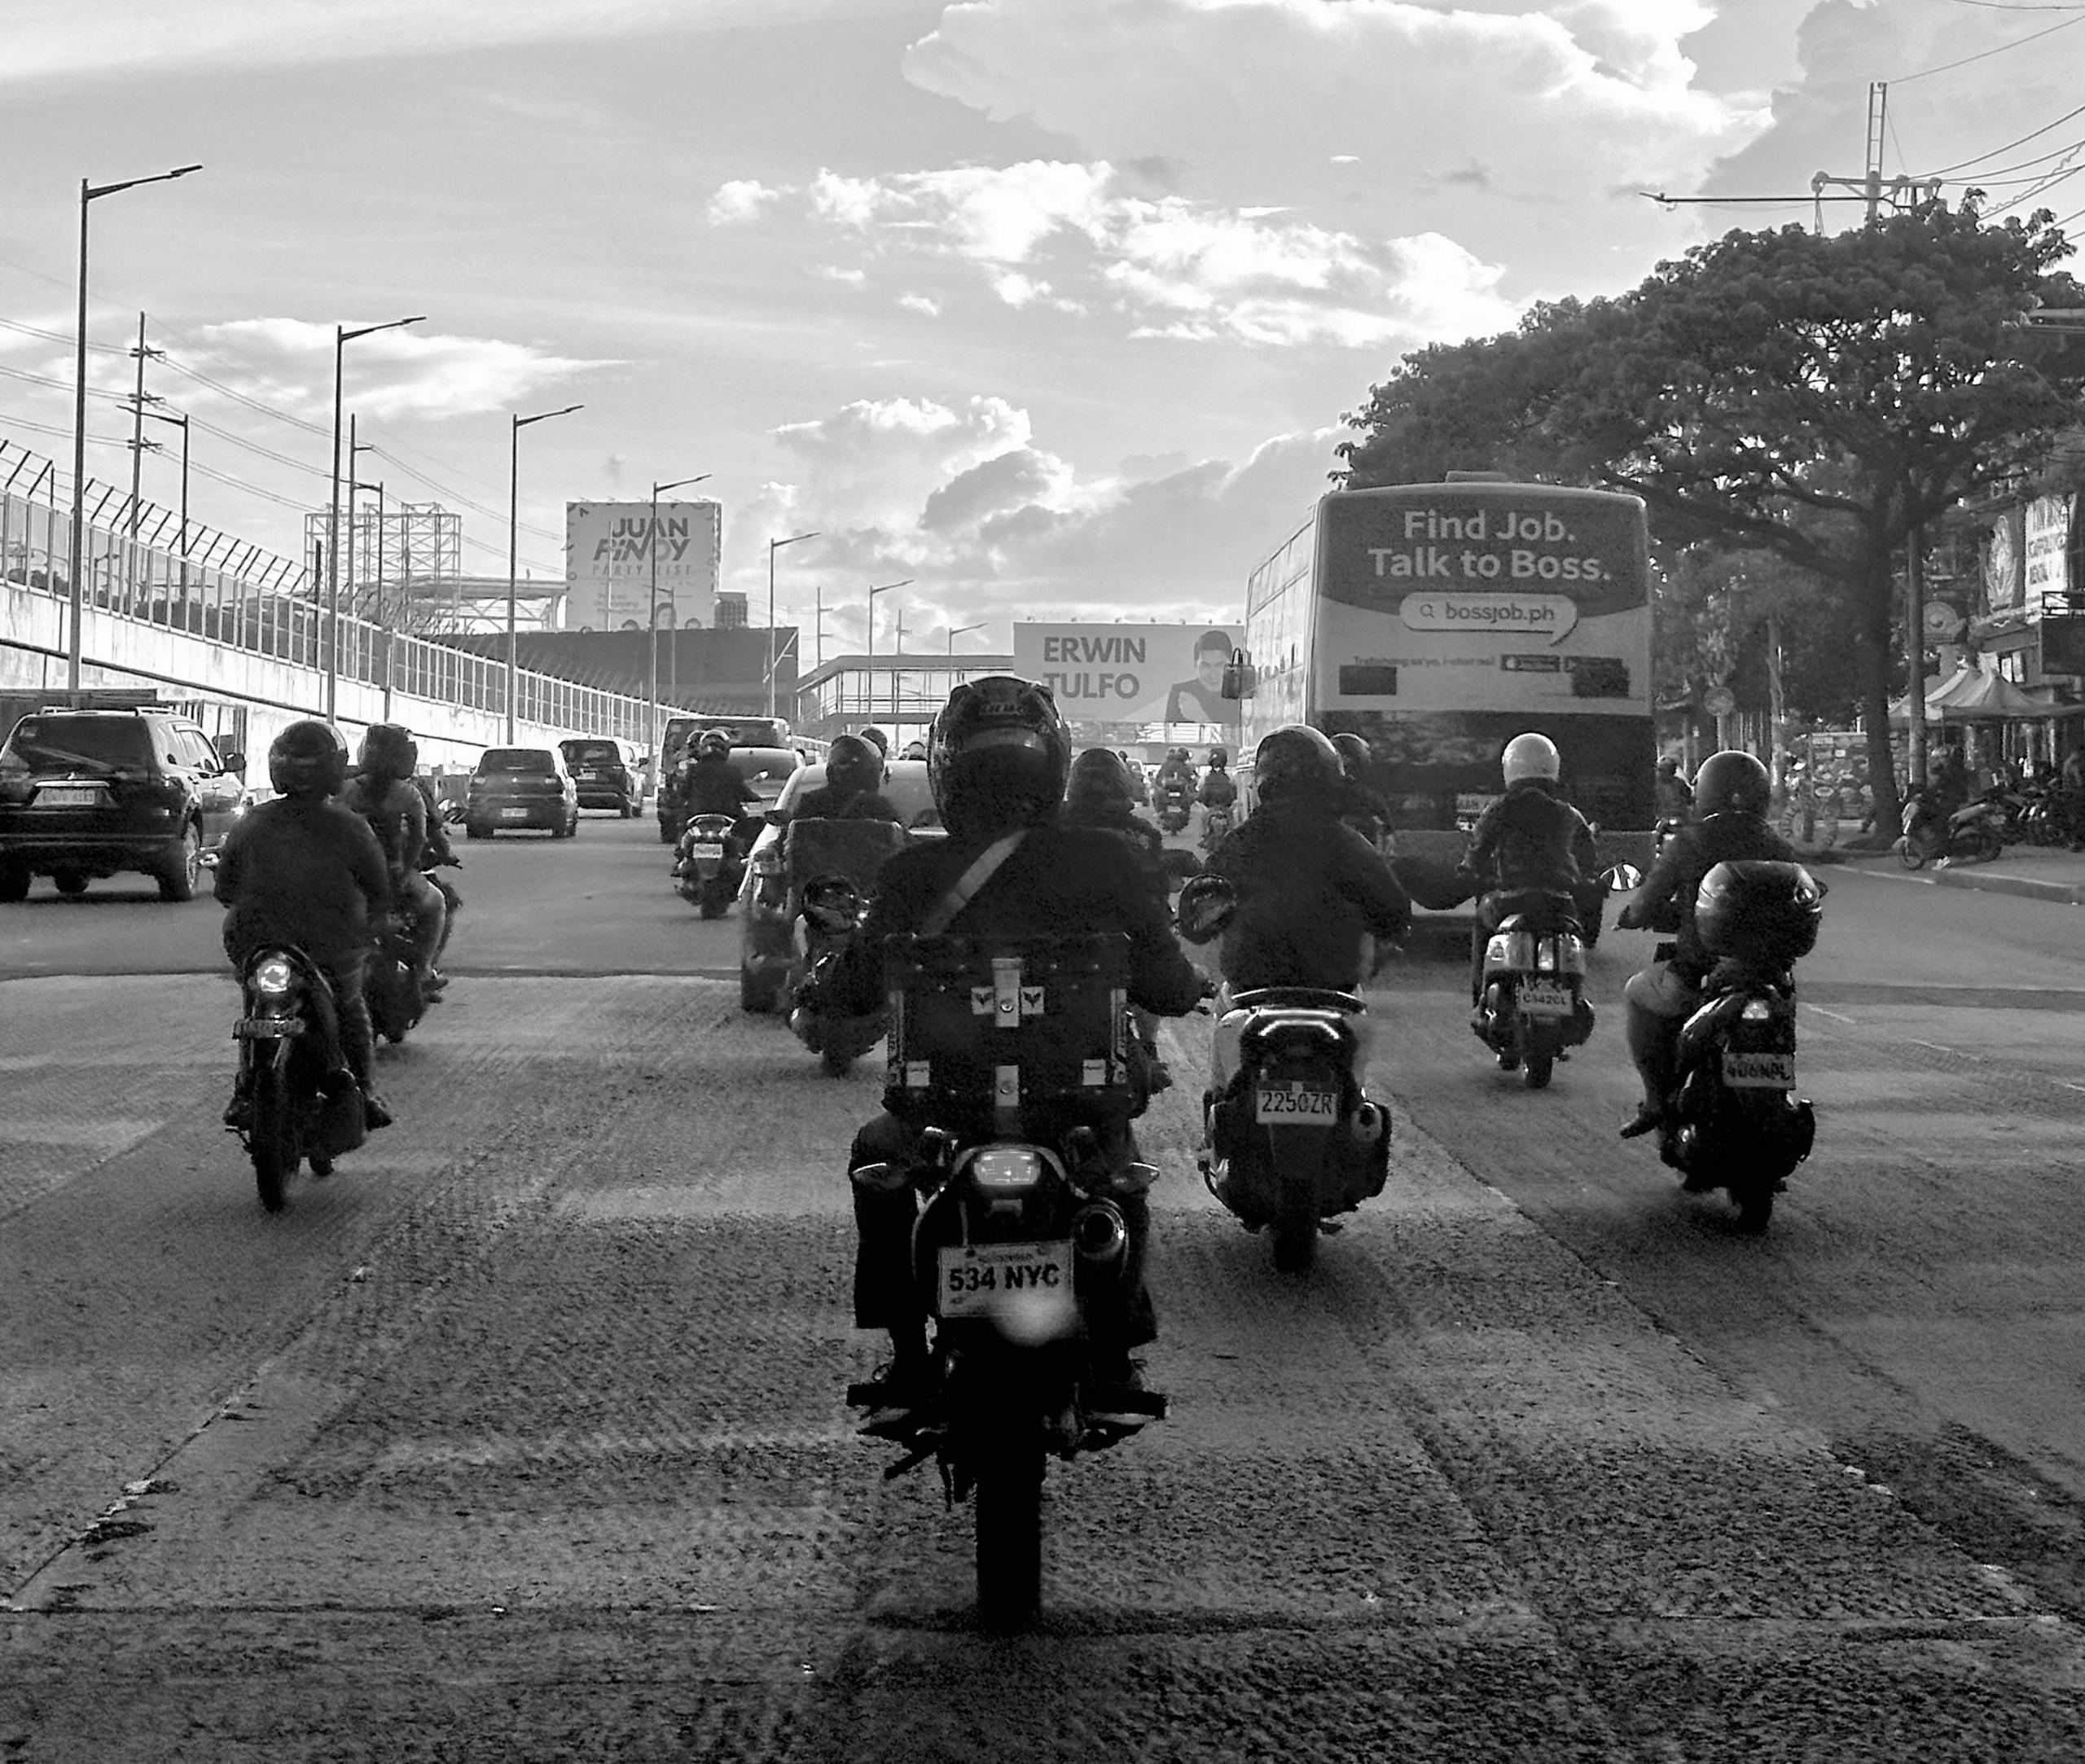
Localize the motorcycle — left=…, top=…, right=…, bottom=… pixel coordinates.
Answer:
left=673, top=814, right=756, bottom=917
left=229, top=946, right=367, bottom=1212
left=364, top=858, right=460, bottom=1044
left=1155, top=784, right=1192, bottom=836
left=845, top=932, right=1167, bottom=1631
left=1175, top=875, right=1392, bottom=1272
left=1471, top=887, right=1599, bottom=1089
left=1897, top=785, right=2004, bottom=869
left=1199, top=801, right=1234, bottom=853
left=779, top=818, right=911, bottom=1073
left=1648, top=860, right=1824, bottom=1232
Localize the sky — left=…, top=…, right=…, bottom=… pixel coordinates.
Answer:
left=3, top=0, right=2083, bottom=662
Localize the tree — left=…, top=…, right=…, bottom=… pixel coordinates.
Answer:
left=1339, top=204, right=2085, bottom=836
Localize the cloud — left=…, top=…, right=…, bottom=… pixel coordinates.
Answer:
left=898, top=293, right=943, bottom=317
left=707, top=180, right=782, bottom=226
left=178, top=318, right=613, bottom=422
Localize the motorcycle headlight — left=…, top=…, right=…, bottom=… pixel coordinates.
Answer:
left=252, top=954, right=297, bottom=998
left=968, top=1147, right=1045, bottom=1191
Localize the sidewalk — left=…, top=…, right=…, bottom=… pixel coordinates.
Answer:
left=1802, top=828, right=2085, bottom=906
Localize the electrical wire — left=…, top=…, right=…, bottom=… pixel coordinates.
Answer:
left=1919, top=99, right=2085, bottom=176
left=1895, top=11, right=2083, bottom=83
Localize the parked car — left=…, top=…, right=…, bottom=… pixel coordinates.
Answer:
left=0, top=705, right=247, bottom=902
left=738, top=758, right=940, bottom=1011
left=559, top=736, right=643, bottom=816
left=463, top=746, right=580, bottom=839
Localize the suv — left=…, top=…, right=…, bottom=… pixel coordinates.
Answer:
left=0, top=707, right=247, bottom=902
left=463, top=746, right=580, bottom=840
left=559, top=736, right=642, bottom=817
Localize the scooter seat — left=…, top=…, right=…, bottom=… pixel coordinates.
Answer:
left=1228, top=986, right=1365, bottom=1014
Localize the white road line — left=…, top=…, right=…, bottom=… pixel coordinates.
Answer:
left=1803, top=1003, right=1857, bottom=1024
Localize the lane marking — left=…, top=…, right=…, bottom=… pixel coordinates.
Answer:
left=1803, top=1003, right=1856, bottom=1025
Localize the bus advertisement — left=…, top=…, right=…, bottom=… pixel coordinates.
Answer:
left=1240, top=479, right=1654, bottom=891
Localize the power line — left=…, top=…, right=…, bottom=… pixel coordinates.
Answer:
left=1919, top=99, right=2085, bottom=176
left=1895, top=11, right=2083, bottom=83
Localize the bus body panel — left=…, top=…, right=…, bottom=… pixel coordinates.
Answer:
left=1243, top=482, right=1654, bottom=889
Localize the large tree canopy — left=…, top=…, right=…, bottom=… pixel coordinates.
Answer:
left=1337, top=204, right=2085, bottom=834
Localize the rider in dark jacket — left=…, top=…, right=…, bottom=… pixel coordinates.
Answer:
left=1199, top=726, right=1411, bottom=994
left=1615, top=749, right=1797, bottom=1139
left=1458, top=731, right=1600, bottom=1005
left=782, top=734, right=902, bottom=824
left=341, top=724, right=446, bottom=993
left=1332, top=731, right=1395, bottom=851
left=827, top=677, right=1204, bottom=1406
left=676, top=729, right=762, bottom=820
left=215, top=720, right=393, bottom=1128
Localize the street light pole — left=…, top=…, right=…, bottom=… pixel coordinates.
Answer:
left=68, top=162, right=201, bottom=690
left=329, top=314, right=423, bottom=721
left=864, top=577, right=912, bottom=727
left=139, top=407, right=190, bottom=610
left=647, top=472, right=710, bottom=786
left=947, top=621, right=984, bottom=656
left=767, top=531, right=820, bottom=722
left=507, top=402, right=583, bottom=741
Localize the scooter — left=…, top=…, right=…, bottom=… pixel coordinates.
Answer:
left=673, top=814, right=754, bottom=916
left=228, top=946, right=367, bottom=1212
left=846, top=932, right=1166, bottom=1632
left=1199, top=802, right=1234, bottom=853
left=1176, top=875, right=1391, bottom=1272
left=1155, top=783, right=1192, bottom=836
left=1648, top=860, right=1824, bottom=1232
left=1470, top=887, right=1599, bottom=1089
left=787, top=875, right=891, bottom=1076
left=1897, top=785, right=2004, bottom=868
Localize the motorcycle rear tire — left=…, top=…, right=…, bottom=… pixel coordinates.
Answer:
left=820, top=1045, right=854, bottom=1077
left=975, top=1435, right=1045, bottom=1633
left=1271, top=1170, right=1318, bottom=1273
left=249, top=1064, right=296, bottom=1213
left=1733, top=1185, right=1775, bottom=1234
left=1522, top=1047, right=1555, bottom=1090
left=1898, top=837, right=1929, bottom=871
left=699, top=896, right=730, bottom=920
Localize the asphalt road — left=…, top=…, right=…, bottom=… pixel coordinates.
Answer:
left=2, top=813, right=2083, bottom=1761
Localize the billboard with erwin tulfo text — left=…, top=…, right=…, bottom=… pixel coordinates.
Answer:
left=1012, top=622, right=1244, bottom=728
left=562, top=500, right=722, bottom=633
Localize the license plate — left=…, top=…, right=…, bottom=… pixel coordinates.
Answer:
left=692, top=840, right=723, bottom=860
left=1255, top=1083, right=1340, bottom=1124
left=1519, top=979, right=1575, bottom=1020
left=233, top=1016, right=302, bottom=1038
left=501, top=806, right=529, bottom=820
left=1723, top=1051, right=1794, bottom=1090
left=936, top=1241, right=1076, bottom=1319
left=37, top=785, right=99, bottom=807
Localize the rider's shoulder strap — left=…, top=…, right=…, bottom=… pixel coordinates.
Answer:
left=918, top=830, right=1025, bottom=937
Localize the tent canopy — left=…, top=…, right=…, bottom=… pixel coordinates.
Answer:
left=1890, top=663, right=2074, bottom=723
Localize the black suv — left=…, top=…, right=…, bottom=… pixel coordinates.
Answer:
left=463, top=746, right=580, bottom=840
left=0, top=707, right=248, bottom=902
left=559, top=736, right=641, bottom=817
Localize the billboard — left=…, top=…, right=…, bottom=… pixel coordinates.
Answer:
left=1012, top=622, right=1244, bottom=727
left=2026, top=494, right=2072, bottom=607
left=563, top=500, right=722, bottom=632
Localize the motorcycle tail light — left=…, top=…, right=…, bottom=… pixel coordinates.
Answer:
left=1740, top=999, right=1774, bottom=1023
left=1536, top=941, right=1558, bottom=972
left=1485, top=933, right=1511, bottom=968
left=251, top=953, right=297, bottom=998
left=968, top=1147, right=1046, bottom=1191
left=1556, top=936, right=1587, bottom=976
left=1506, top=930, right=1536, bottom=971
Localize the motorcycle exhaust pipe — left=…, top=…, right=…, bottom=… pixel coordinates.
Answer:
left=1350, top=1099, right=1389, bottom=1145
left=1072, top=1200, right=1128, bottom=1270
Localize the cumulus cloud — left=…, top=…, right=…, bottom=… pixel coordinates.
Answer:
left=178, top=318, right=612, bottom=422
left=707, top=179, right=782, bottom=226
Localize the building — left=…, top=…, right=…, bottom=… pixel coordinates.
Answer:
left=438, top=626, right=798, bottom=726
left=794, top=652, right=1012, bottom=749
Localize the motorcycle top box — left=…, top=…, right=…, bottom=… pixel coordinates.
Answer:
left=884, top=932, right=1135, bottom=1130
left=1695, top=861, right=1823, bottom=967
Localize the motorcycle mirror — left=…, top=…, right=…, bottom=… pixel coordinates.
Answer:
left=1175, top=873, right=1236, bottom=943
left=1604, top=862, right=1644, bottom=893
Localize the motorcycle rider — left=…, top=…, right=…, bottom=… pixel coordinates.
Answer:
left=1063, top=746, right=1174, bottom=1088
left=214, top=720, right=394, bottom=1129
left=823, top=676, right=1205, bottom=1406
left=1615, top=748, right=1796, bottom=1139
left=779, top=732, right=902, bottom=825
left=1197, top=725, right=1411, bottom=995
left=342, top=724, right=447, bottom=995
left=1197, top=747, right=1237, bottom=819
left=1457, top=732, right=1600, bottom=1009
left=1152, top=746, right=1196, bottom=827
left=676, top=728, right=761, bottom=819
left=1332, top=731, right=1394, bottom=850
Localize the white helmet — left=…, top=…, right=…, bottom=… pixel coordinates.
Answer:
left=1501, top=731, right=1560, bottom=788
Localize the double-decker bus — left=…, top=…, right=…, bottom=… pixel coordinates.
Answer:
left=1239, top=476, right=1653, bottom=903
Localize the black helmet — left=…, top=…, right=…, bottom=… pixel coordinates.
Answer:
left=696, top=727, right=731, bottom=761
left=358, top=722, right=416, bottom=783
left=1169, top=747, right=1189, bottom=764
left=856, top=726, right=889, bottom=758
left=1207, top=747, right=1228, bottom=767
left=928, top=674, right=1070, bottom=841
left=1065, top=746, right=1132, bottom=813
left=269, top=719, right=349, bottom=800
left=1252, top=725, right=1343, bottom=805
left=825, top=733, right=881, bottom=798
left=1331, top=731, right=1372, bottom=774
left=1693, top=748, right=1771, bottom=818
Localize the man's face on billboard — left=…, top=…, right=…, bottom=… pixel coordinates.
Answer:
left=1196, top=646, right=1227, bottom=687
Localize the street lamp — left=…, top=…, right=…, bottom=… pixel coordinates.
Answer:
left=647, top=473, right=711, bottom=782
left=68, top=162, right=202, bottom=689
left=329, top=314, right=424, bottom=719
left=138, top=407, right=190, bottom=609
left=946, top=621, right=985, bottom=655
left=865, top=577, right=912, bottom=725
left=507, top=404, right=583, bottom=740
left=353, top=478, right=389, bottom=714
left=767, top=531, right=820, bottom=720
